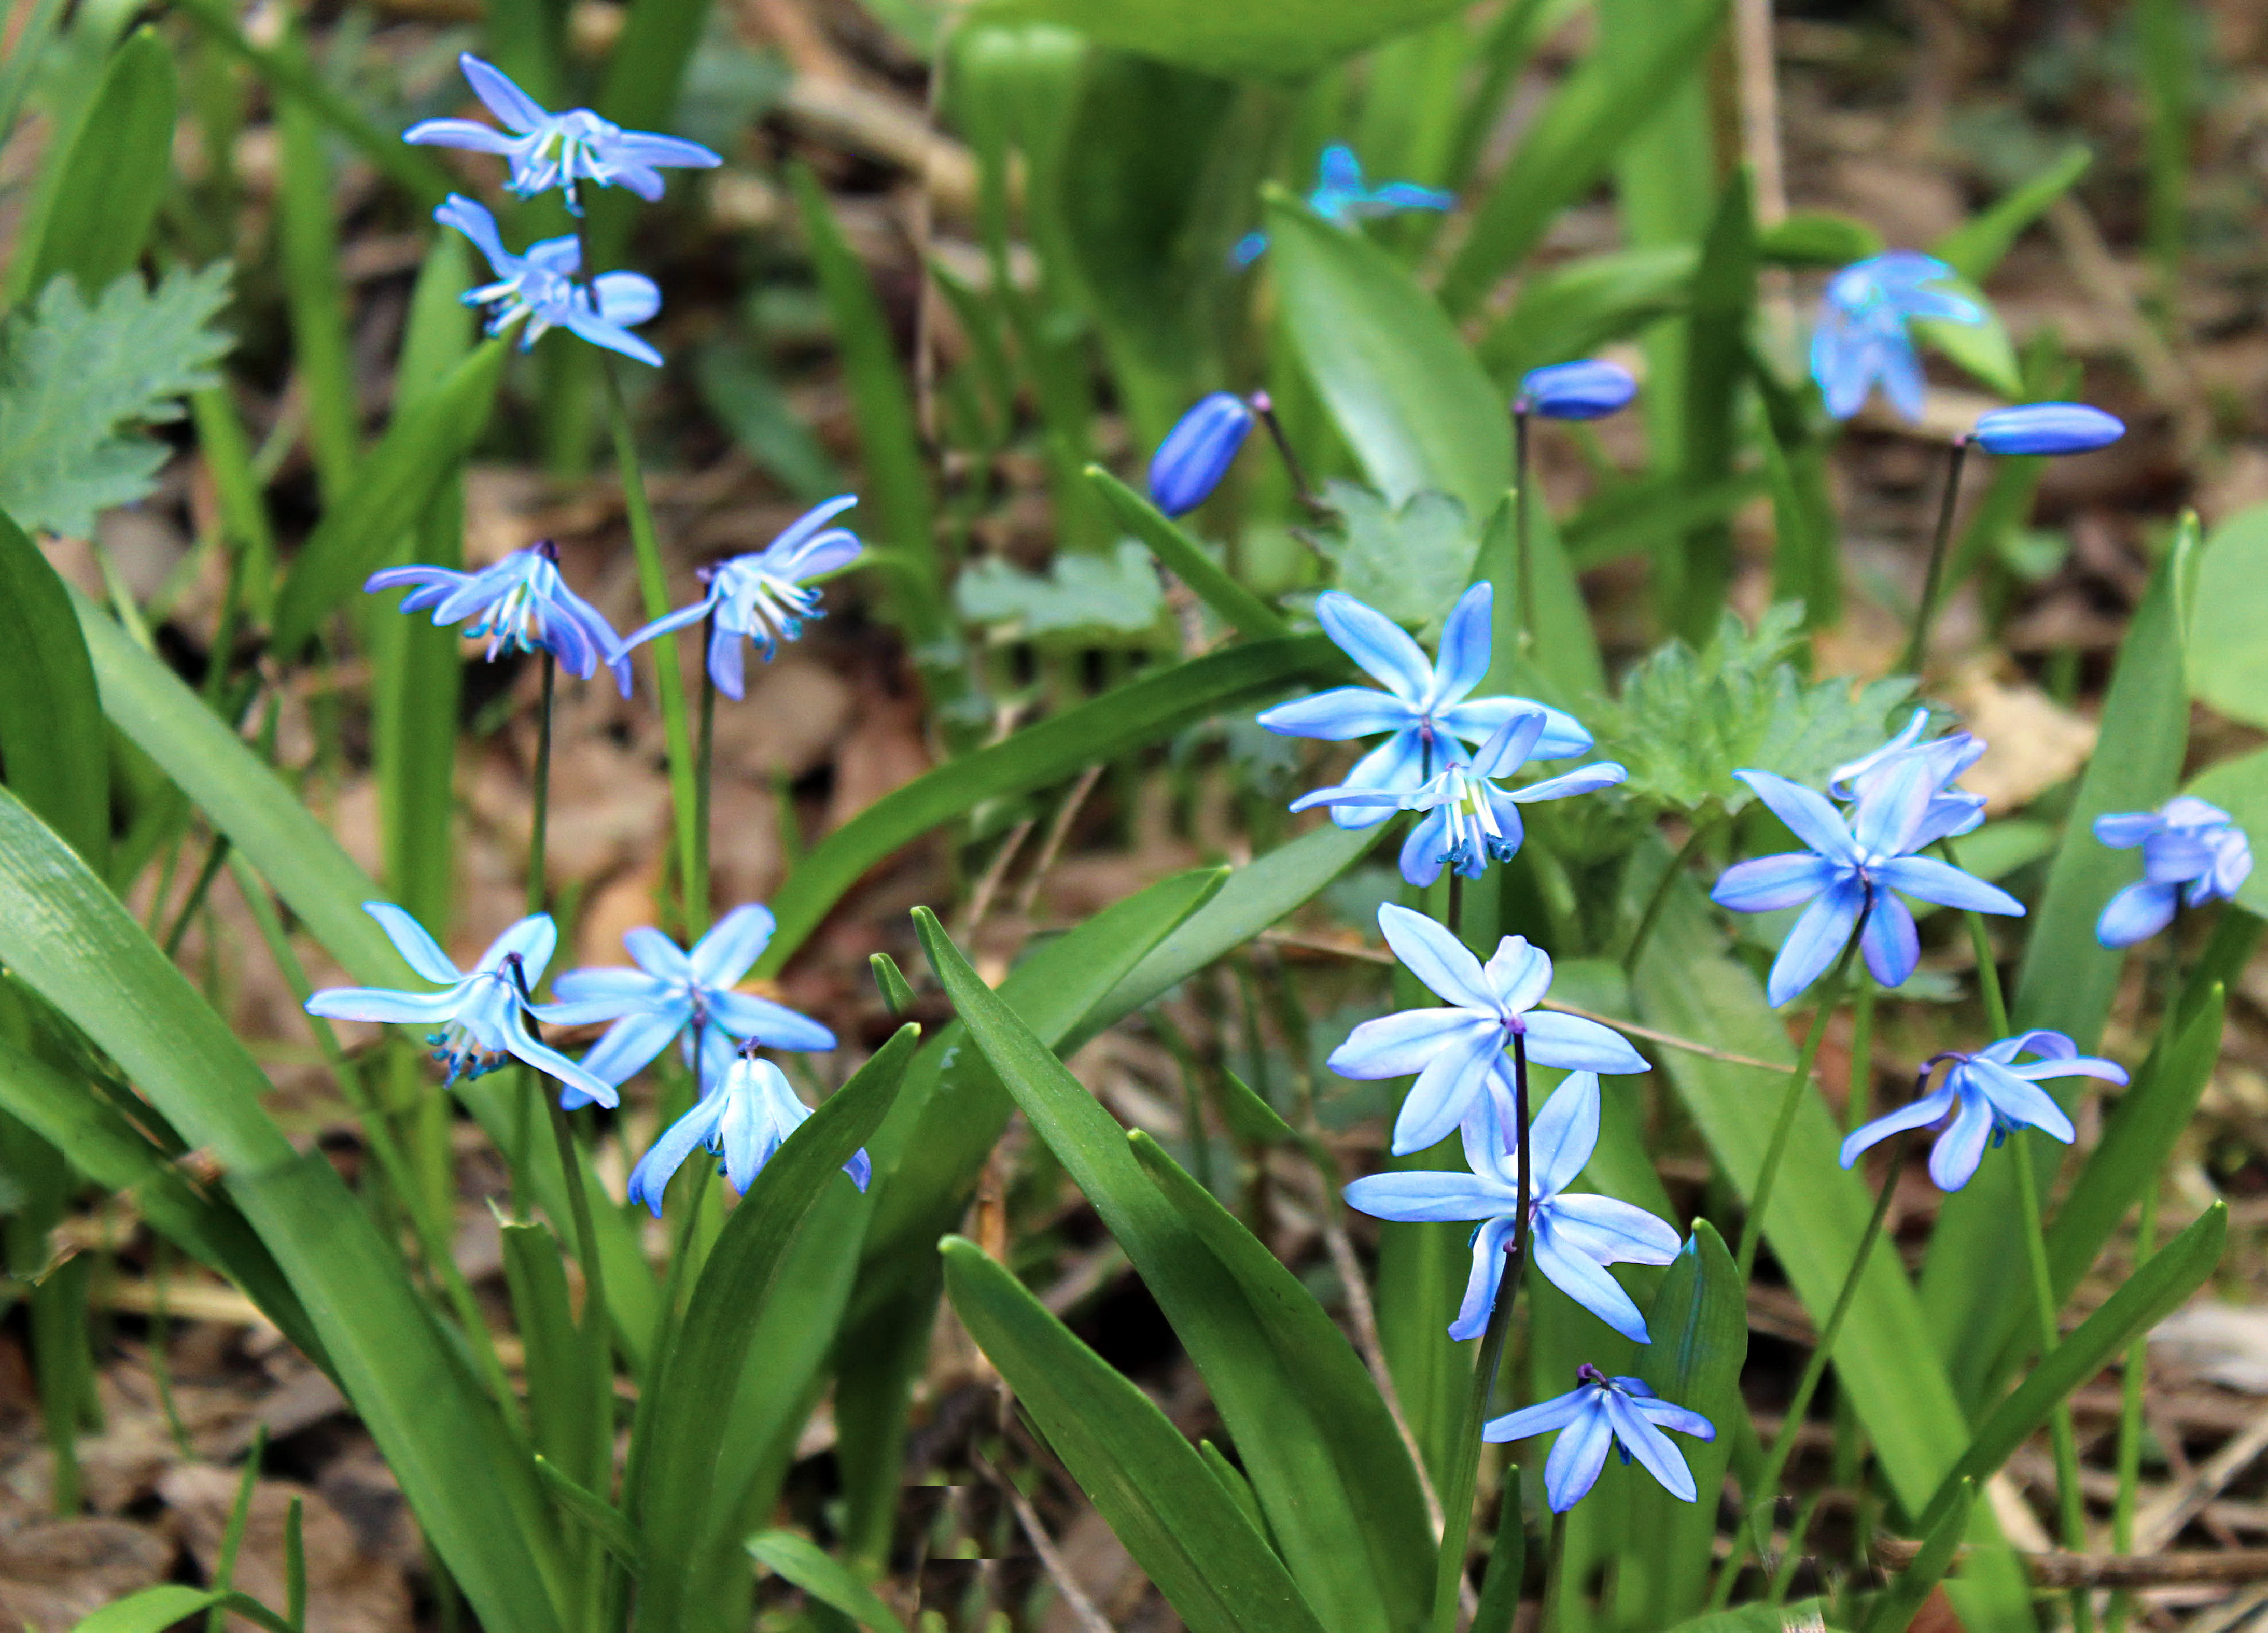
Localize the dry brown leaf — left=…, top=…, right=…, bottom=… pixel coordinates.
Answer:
left=160, top=1463, right=411, bottom=1633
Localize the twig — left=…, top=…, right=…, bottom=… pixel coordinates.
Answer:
left=2135, top=1404, right=2268, bottom=1553
left=1873, top=1537, right=2268, bottom=1590
left=973, top=1446, right=1117, bottom=1633
left=956, top=818, right=1035, bottom=939
left=1014, top=764, right=1105, bottom=919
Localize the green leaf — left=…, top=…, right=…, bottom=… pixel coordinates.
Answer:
left=1913, top=274, right=2022, bottom=400
left=1661, top=1599, right=1838, bottom=1633
left=0, top=509, right=105, bottom=869
left=1469, top=1468, right=1524, bottom=1633
left=1933, top=145, right=2093, bottom=284
left=1919, top=1201, right=2228, bottom=1533
left=0, top=786, right=567, bottom=1633
left=534, top=1455, right=641, bottom=1569
left=1477, top=247, right=1694, bottom=386
left=1312, top=482, right=1481, bottom=642
left=747, top=1531, right=908, bottom=1633
left=71, top=1586, right=230, bottom=1633
left=2186, top=501, right=2268, bottom=729
left=1859, top=1480, right=1974, bottom=1633
left=956, top=537, right=1167, bottom=641
left=629, top=1027, right=918, bottom=1633
left=1471, top=486, right=1607, bottom=708
left=1266, top=189, right=1508, bottom=522
left=270, top=339, right=508, bottom=655
left=970, top=0, right=1465, bottom=81
left=943, top=1240, right=1330, bottom=1633
left=1757, top=210, right=1885, bottom=268
left=1668, top=168, right=1758, bottom=639
left=755, top=636, right=1343, bottom=976
left=1438, top=0, right=1729, bottom=317
left=916, top=910, right=1429, bottom=1633
left=1089, top=466, right=1290, bottom=640
left=22, top=26, right=175, bottom=299
left=2187, top=750, right=2268, bottom=917
left=0, top=265, right=234, bottom=538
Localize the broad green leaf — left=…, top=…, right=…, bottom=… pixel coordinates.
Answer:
left=0, top=787, right=567, bottom=1633
left=0, top=265, right=234, bottom=538
left=73, top=1586, right=232, bottom=1633
left=1314, top=481, right=1481, bottom=641
left=1477, top=246, right=1694, bottom=386
left=943, top=1240, right=1329, bottom=1633
left=70, top=590, right=663, bottom=1362
left=2188, top=749, right=2268, bottom=917
left=0, top=509, right=105, bottom=869
left=1438, top=0, right=1728, bottom=317
left=1267, top=189, right=1508, bottom=523
left=22, top=26, right=174, bottom=299
left=1470, top=1469, right=1524, bottom=1633
left=502, top=1224, right=607, bottom=1495
left=956, top=537, right=1166, bottom=641
left=917, top=910, right=1430, bottom=1633
left=1913, top=274, right=2022, bottom=399
left=1757, top=210, right=1884, bottom=267
left=1661, top=1600, right=1836, bottom=1633
left=2186, top=501, right=2268, bottom=729
left=1859, top=1480, right=1974, bottom=1633
left=1933, top=145, right=2093, bottom=284
left=629, top=1027, right=917, bottom=1633
left=1090, top=466, right=1290, bottom=639
left=1668, top=169, right=1757, bottom=639
left=972, top=0, right=1465, bottom=82
left=1919, top=1201, right=2227, bottom=1532
left=755, top=635, right=1342, bottom=976
left=1925, top=518, right=2195, bottom=1403
left=748, top=1531, right=907, bottom=1633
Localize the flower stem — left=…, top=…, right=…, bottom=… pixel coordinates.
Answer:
left=1625, top=818, right=1716, bottom=975
left=1514, top=408, right=1534, bottom=654
left=1538, top=1508, right=1569, bottom=1633
left=2012, top=1132, right=2093, bottom=1633
left=1899, top=437, right=1969, bottom=676
left=1735, top=933, right=1860, bottom=1285
left=1711, top=1131, right=1910, bottom=1609
left=527, top=651, right=555, bottom=917
left=692, top=614, right=717, bottom=938
left=1251, top=390, right=1321, bottom=516
left=603, top=360, right=703, bottom=936
left=2106, top=1176, right=2159, bottom=1633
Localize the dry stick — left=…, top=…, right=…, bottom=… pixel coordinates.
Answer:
left=1014, top=764, right=1105, bottom=920
left=973, top=1445, right=1118, bottom=1633
left=1872, top=1539, right=2268, bottom=1590
left=957, top=818, right=1035, bottom=939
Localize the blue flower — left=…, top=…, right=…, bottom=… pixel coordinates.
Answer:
left=1149, top=393, right=1256, bottom=516
left=1293, top=706, right=1626, bottom=886
left=1841, top=1031, right=2125, bottom=1191
left=1231, top=144, right=1454, bottom=266
left=1258, top=584, right=1590, bottom=829
left=1483, top=1363, right=1715, bottom=1512
left=1827, top=707, right=1985, bottom=849
left=2095, top=797, right=2254, bottom=947
left=1973, top=403, right=2125, bottom=457
left=1345, top=1073, right=1681, bottom=1342
left=366, top=540, right=632, bottom=696
left=1517, top=360, right=1637, bottom=421
left=1329, top=904, right=1649, bottom=1155
left=1710, top=765, right=2024, bottom=1006
left=625, top=1043, right=870, bottom=1214
left=546, top=903, right=837, bottom=1107
left=405, top=54, right=720, bottom=215
left=620, top=497, right=862, bottom=698
left=438, top=194, right=665, bottom=366
left=306, top=905, right=619, bottom=1108
left=1810, top=252, right=1982, bottom=422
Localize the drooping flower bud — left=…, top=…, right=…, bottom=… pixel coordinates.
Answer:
left=1148, top=392, right=1257, bottom=516
left=1972, top=402, right=2124, bottom=456
left=1517, top=359, right=1638, bottom=421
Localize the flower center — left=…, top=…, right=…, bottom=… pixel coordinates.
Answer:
left=463, top=558, right=563, bottom=658
left=1429, top=763, right=1516, bottom=876
left=425, top=971, right=520, bottom=1083
left=722, top=562, right=824, bottom=651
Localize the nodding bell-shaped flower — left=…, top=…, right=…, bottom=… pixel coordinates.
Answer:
left=1972, top=402, right=2126, bottom=457
left=1344, top=1074, right=1682, bottom=1342
left=366, top=539, right=632, bottom=696
left=1230, top=144, right=1454, bottom=266
left=1810, top=251, right=1982, bottom=422
left=305, top=906, right=620, bottom=1108
left=2095, top=797, right=2254, bottom=947
left=1258, top=584, right=1590, bottom=829
left=1840, top=1031, right=2125, bottom=1191
left=1148, top=393, right=1256, bottom=517
left=1484, top=1363, right=1715, bottom=1512
left=405, top=54, right=720, bottom=215
left=1328, top=904, right=1649, bottom=1156
left=1516, top=360, right=1638, bottom=421
left=625, top=1042, right=870, bottom=1215
left=621, top=496, right=862, bottom=698
left=544, top=903, right=836, bottom=1106
left=438, top=194, right=665, bottom=366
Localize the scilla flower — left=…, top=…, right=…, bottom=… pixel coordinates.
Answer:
left=1293, top=706, right=1626, bottom=886
left=307, top=906, right=618, bottom=1108
left=439, top=194, right=664, bottom=366
left=1258, top=584, right=1588, bottom=827
left=1345, top=1074, right=1681, bottom=1342
left=406, top=54, right=720, bottom=215
left=367, top=539, right=631, bottom=696
left=626, top=1043, right=870, bottom=1215
left=1710, top=763, right=2023, bottom=1006
left=1973, top=403, right=2125, bottom=456
left=1841, top=1032, right=2125, bottom=1191
left=546, top=904, right=836, bottom=1106
left=1811, top=252, right=1982, bottom=422
left=1827, top=708, right=1985, bottom=847
left=621, top=497, right=862, bottom=697
left=1329, top=904, right=1648, bottom=1155
left=1149, top=393, right=1256, bottom=516
left=1231, top=144, right=1453, bottom=265
left=1517, top=360, right=1637, bottom=421
left=2095, top=797, right=2254, bottom=946
left=1484, top=1363, right=1715, bottom=1512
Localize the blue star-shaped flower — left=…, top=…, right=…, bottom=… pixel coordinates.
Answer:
left=366, top=539, right=631, bottom=695
left=2095, top=797, right=2254, bottom=946
left=1484, top=1363, right=1715, bottom=1512
left=1810, top=251, right=1982, bottom=422
left=438, top=194, right=666, bottom=367
left=1840, top=1031, right=2125, bottom=1191
left=1231, top=144, right=1454, bottom=265
left=626, top=1043, right=869, bottom=1214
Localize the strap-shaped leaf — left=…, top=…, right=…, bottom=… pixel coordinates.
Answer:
left=17, top=26, right=174, bottom=299
left=0, top=510, right=106, bottom=869
left=942, top=1239, right=1328, bottom=1633
left=747, top=1531, right=907, bottom=1633
left=1088, top=466, right=1289, bottom=640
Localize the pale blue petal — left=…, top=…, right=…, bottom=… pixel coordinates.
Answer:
left=1712, top=853, right=1833, bottom=912
left=306, top=987, right=459, bottom=1024
left=1542, top=1400, right=1616, bottom=1511
left=506, top=1020, right=621, bottom=1109
left=1315, top=592, right=1433, bottom=704
left=1963, top=1060, right=2077, bottom=1143
left=1533, top=1229, right=1651, bottom=1343
left=1481, top=935, right=1553, bottom=1015
left=1392, top=1022, right=1506, bottom=1155
left=1328, top=1008, right=1495, bottom=1080
left=1603, top=1391, right=1698, bottom=1501
left=1255, top=687, right=1414, bottom=740
left=1872, top=856, right=2024, bottom=915
left=1429, top=583, right=1494, bottom=709
left=1484, top=1385, right=1592, bottom=1443
left=1860, top=893, right=1920, bottom=990
left=1851, top=753, right=1938, bottom=856
left=1379, top=903, right=1496, bottom=1009
left=1343, top=1172, right=1513, bottom=1224
left=1442, top=696, right=1592, bottom=758
left=1736, top=771, right=1858, bottom=861
left=626, top=1096, right=724, bottom=1216
left=1767, top=880, right=1863, bottom=1006
left=1528, top=1071, right=1600, bottom=1197
left=1928, top=1091, right=1995, bottom=1191
left=1509, top=762, right=1626, bottom=803
left=690, top=904, right=776, bottom=987
left=2096, top=880, right=2175, bottom=947
left=1521, top=1012, right=1648, bottom=1076
left=1450, top=1216, right=1520, bottom=1341
left=459, top=54, right=549, bottom=132
left=1546, top=1194, right=1682, bottom=1263
left=706, top=990, right=836, bottom=1051
left=1398, top=808, right=1449, bottom=884
left=623, top=926, right=693, bottom=981
left=576, top=1008, right=684, bottom=1086
left=404, top=118, right=517, bottom=154
left=1838, top=1086, right=1956, bottom=1167
left=548, top=966, right=672, bottom=1010
left=362, top=903, right=461, bottom=983
left=483, top=914, right=559, bottom=981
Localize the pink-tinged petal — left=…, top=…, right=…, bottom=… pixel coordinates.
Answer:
left=1328, top=1008, right=1494, bottom=1080
left=1315, top=591, right=1433, bottom=703
left=1256, top=687, right=1415, bottom=740
left=1735, top=771, right=1858, bottom=861
left=1527, top=1071, right=1600, bottom=1196
left=1392, top=1023, right=1506, bottom=1155
left=1379, top=902, right=1496, bottom=1008
left=1711, top=852, right=1833, bottom=912
left=362, top=902, right=461, bottom=983
left=1428, top=583, right=1494, bottom=709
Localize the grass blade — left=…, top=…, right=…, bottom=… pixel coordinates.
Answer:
left=747, top=1531, right=908, bottom=1633
left=18, top=25, right=174, bottom=299
left=0, top=510, right=107, bottom=870
left=1088, top=466, right=1290, bottom=639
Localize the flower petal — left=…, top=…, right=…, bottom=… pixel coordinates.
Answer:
left=1442, top=696, right=1593, bottom=759
left=1546, top=1193, right=1683, bottom=1263
left=1541, top=1399, right=1616, bottom=1512
left=1602, top=1390, right=1698, bottom=1502
left=305, top=986, right=459, bottom=1024
left=1483, top=1385, right=1590, bottom=1444
left=1767, top=880, right=1863, bottom=1007
left=1533, top=1229, right=1651, bottom=1343
left=1328, top=1008, right=1495, bottom=1081
left=547, top=966, right=673, bottom=1012
left=575, top=1008, right=686, bottom=1086
left=1481, top=935, right=1553, bottom=1015
left=1963, top=1060, right=2077, bottom=1143
left=1711, top=853, right=1833, bottom=912
left=1450, top=1216, right=1520, bottom=1341
left=2096, top=880, right=2176, bottom=947
left=1838, top=1086, right=1955, bottom=1167
left=1860, top=892, right=1921, bottom=990
left=690, top=904, right=776, bottom=987
left=1255, top=686, right=1414, bottom=740
left=505, top=1019, right=621, bottom=1109
left=482, top=914, right=559, bottom=982
left=1735, top=771, right=1858, bottom=861
left=1528, top=1072, right=1600, bottom=1196
left=1343, top=1172, right=1513, bottom=1224
left=458, top=54, right=550, bottom=132
left=403, top=118, right=519, bottom=153
left=1398, top=808, right=1450, bottom=885
left=362, top=903, right=462, bottom=983
left=706, top=990, right=836, bottom=1052
left=1428, top=583, right=1494, bottom=710
left=1392, top=1022, right=1506, bottom=1156
left=1315, top=592, right=1434, bottom=704
left=1927, top=1090, right=1996, bottom=1191
left=1469, top=709, right=1547, bottom=779
left=1521, top=1012, right=1649, bottom=1076
left=1379, top=903, right=1496, bottom=1009
left=626, top=1096, right=724, bottom=1216
left=1508, top=762, right=1626, bottom=803
left=1872, top=855, right=2024, bottom=916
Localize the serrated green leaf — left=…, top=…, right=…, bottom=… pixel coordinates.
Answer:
left=955, top=537, right=1166, bottom=640
left=0, top=265, right=234, bottom=537
left=1312, top=482, right=1481, bottom=641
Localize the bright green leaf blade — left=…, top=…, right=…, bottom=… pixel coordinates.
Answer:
left=630, top=1026, right=918, bottom=1633
left=755, top=636, right=1343, bottom=976
left=0, top=786, right=566, bottom=1633
left=1913, top=276, right=2022, bottom=399
left=2186, top=502, right=2268, bottom=729
left=1476, top=246, right=1695, bottom=386
left=535, top=1455, right=642, bottom=1568
left=1933, top=145, right=2093, bottom=284
left=1089, top=466, right=1290, bottom=639
left=69, top=1586, right=226, bottom=1633
left=22, top=26, right=175, bottom=298
left=970, top=0, right=1465, bottom=81
left=2187, top=750, right=2268, bottom=917
left=1266, top=189, right=1508, bottom=522
left=0, top=508, right=106, bottom=869
left=747, top=1531, right=908, bottom=1633
left=942, top=1239, right=1330, bottom=1633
